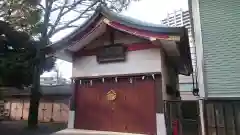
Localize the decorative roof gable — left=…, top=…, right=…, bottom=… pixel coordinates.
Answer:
left=45, top=6, right=192, bottom=75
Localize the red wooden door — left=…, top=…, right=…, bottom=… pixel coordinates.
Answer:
left=75, top=80, right=112, bottom=131
left=75, top=77, right=156, bottom=134
left=111, top=78, right=156, bottom=134
left=131, top=78, right=156, bottom=134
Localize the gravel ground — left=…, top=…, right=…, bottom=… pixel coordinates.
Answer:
left=0, top=120, right=66, bottom=135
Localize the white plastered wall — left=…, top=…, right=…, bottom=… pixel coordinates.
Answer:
left=72, top=48, right=162, bottom=77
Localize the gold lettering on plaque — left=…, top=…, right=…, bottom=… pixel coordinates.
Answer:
left=106, top=90, right=117, bottom=101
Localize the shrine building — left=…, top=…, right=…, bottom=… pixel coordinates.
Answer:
left=46, top=6, right=192, bottom=135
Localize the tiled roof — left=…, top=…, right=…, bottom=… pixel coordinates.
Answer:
left=0, top=85, right=72, bottom=96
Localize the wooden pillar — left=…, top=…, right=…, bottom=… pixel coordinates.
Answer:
left=9, top=101, right=12, bottom=119
left=154, top=74, right=163, bottom=113
left=68, top=78, right=78, bottom=129
left=154, top=74, right=167, bottom=135
left=42, top=103, right=46, bottom=122
left=20, top=100, right=24, bottom=120
left=50, top=100, right=54, bottom=122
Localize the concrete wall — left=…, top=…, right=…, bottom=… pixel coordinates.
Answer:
left=159, top=47, right=180, bottom=100
left=72, top=48, right=162, bottom=78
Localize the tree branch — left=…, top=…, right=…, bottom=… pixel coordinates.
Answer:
left=50, top=25, right=79, bottom=35
left=51, top=5, right=69, bottom=12
left=59, top=0, right=85, bottom=17
left=49, top=0, right=100, bottom=38
left=37, top=3, right=45, bottom=11
left=47, top=0, right=68, bottom=37
left=40, top=0, right=54, bottom=45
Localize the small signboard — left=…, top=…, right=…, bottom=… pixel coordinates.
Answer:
left=97, top=44, right=127, bottom=63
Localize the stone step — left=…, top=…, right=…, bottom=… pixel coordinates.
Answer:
left=51, top=129, right=145, bottom=135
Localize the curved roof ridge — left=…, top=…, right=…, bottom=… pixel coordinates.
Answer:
left=50, top=5, right=184, bottom=46
left=100, top=6, right=168, bottom=28
left=47, top=5, right=186, bottom=55
left=99, top=6, right=185, bottom=34
left=45, top=5, right=192, bottom=75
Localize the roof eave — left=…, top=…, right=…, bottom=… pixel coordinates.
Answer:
left=44, top=6, right=104, bottom=55
left=101, top=6, right=185, bottom=36
left=178, top=30, right=193, bottom=75
left=46, top=6, right=186, bottom=54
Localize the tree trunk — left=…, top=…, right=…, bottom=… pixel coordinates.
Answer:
left=27, top=0, right=52, bottom=128
left=28, top=54, right=42, bottom=128
left=28, top=91, right=41, bottom=128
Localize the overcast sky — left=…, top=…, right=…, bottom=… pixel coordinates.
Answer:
left=41, top=0, right=189, bottom=79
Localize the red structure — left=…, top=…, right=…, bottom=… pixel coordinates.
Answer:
left=75, top=76, right=157, bottom=134
left=172, top=120, right=179, bottom=135
left=46, top=6, right=192, bottom=135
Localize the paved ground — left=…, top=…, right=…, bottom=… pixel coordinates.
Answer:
left=0, top=120, right=198, bottom=135
left=0, top=121, right=145, bottom=135
left=0, top=121, right=140, bottom=135
left=0, top=120, right=66, bottom=135
left=52, top=129, right=145, bottom=135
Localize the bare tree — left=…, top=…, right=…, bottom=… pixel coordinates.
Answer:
left=37, top=0, right=135, bottom=40
left=26, top=0, right=137, bottom=128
